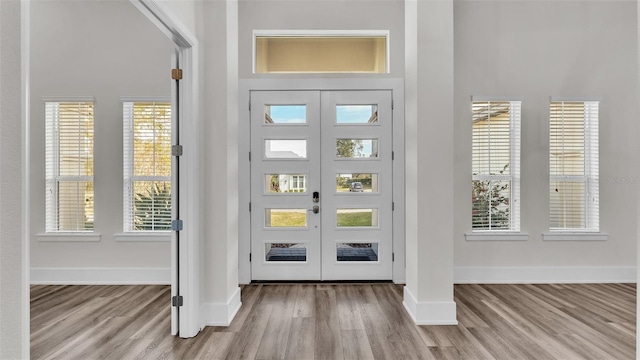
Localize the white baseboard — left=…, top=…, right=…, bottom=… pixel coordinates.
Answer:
left=402, top=287, right=458, bottom=325
left=454, top=266, right=637, bottom=284
left=200, top=287, right=242, bottom=327
left=30, top=268, right=171, bottom=285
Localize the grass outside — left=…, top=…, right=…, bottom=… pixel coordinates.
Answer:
left=269, top=211, right=307, bottom=227
left=268, top=210, right=373, bottom=227
left=336, top=212, right=373, bottom=227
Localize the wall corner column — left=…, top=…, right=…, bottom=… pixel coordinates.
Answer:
left=403, top=0, right=457, bottom=325
left=0, top=0, right=29, bottom=357
left=201, top=0, right=241, bottom=328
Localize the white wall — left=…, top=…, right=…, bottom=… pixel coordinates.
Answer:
left=156, top=0, right=199, bottom=39
left=453, top=0, right=638, bottom=282
left=29, top=0, right=175, bottom=283
left=1, top=0, right=28, bottom=357
left=238, top=0, right=405, bottom=79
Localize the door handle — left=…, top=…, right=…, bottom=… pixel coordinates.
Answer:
left=308, top=205, right=320, bottom=214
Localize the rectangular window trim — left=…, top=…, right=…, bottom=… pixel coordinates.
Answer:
left=471, top=99, right=521, bottom=233
left=253, top=30, right=390, bottom=74
left=465, top=232, right=529, bottom=241
left=113, top=232, right=171, bottom=242
left=542, top=232, right=608, bottom=241
left=123, top=100, right=172, bottom=232
left=549, top=100, right=599, bottom=232
left=45, top=100, right=95, bottom=232
left=36, top=232, right=102, bottom=242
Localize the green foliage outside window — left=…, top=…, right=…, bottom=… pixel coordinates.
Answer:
left=133, top=182, right=171, bottom=231
left=336, top=139, right=363, bottom=158
left=128, top=102, right=172, bottom=231
left=472, top=164, right=510, bottom=230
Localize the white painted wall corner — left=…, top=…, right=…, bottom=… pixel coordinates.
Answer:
left=200, top=287, right=242, bottom=327
left=402, top=287, right=458, bottom=326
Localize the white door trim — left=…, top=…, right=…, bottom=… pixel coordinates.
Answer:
left=239, top=79, right=405, bottom=284
left=130, top=0, right=202, bottom=338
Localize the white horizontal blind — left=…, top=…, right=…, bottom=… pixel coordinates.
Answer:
left=549, top=101, right=599, bottom=231
left=472, top=101, right=521, bottom=231
left=123, top=101, right=172, bottom=231
left=45, top=101, right=94, bottom=232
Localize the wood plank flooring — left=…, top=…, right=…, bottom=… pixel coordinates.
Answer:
left=31, top=283, right=636, bottom=359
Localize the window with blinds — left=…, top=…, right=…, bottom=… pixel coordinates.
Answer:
left=471, top=100, right=521, bottom=231
left=45, top=101, right=95, bottom=232
left=123, top=101, right=172, bottom=231
left=549, top=100, right=599, bottom=231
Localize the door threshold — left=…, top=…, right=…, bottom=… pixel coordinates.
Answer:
left=250, top=280, right=394, bottom=284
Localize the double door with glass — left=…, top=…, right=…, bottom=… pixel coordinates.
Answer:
left=250, top=90, right=392, bottom=281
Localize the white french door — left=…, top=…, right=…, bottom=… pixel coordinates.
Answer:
left=250, top=90, right=393, bottom=281
left=250, top=91, right=322, bottom=280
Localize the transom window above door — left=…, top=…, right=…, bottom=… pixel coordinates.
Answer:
left=253, top=30, right=389, bottom=74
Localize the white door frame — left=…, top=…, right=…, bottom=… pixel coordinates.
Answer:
left=239, top=78, right=405, bottom=284
left=130, top=0, right=202, bottom=338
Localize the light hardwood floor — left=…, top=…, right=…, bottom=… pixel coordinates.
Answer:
left=31, top=283, right=636, bottom=359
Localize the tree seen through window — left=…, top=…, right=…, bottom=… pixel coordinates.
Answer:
left=124, top=101, right=172, bottom=231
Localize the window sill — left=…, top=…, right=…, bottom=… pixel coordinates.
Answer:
left=114, top=233, right=171, bottom=242
left=542, top=232, right=608, bottom=241
left=37, top=232, right=101, bottom=242
left=465, top=232, right=529, bottom=241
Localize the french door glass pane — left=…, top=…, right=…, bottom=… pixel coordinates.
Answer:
left=336, top=208, right=378, bottom=227
left=337, top=243, right=378, bottom=262
left=336, top=139, right=378, bottom=158
left=336, top=105, right=378, bottom=124
left=265, top=140, right=307, bottom=159
left=265, top=174, right=307, bottom=193
left=265, top=243, right=307, bottom=262
left=265, top=105, right=306, bottom=124
left=265, top=209, right=307, bottom=227
left=336, top=173, right=378, bottom=192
